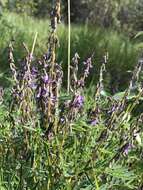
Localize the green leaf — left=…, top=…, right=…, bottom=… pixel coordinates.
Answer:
left=105, top=165, right=136, bottom=181
left=134, top=31, right=143, bottom=38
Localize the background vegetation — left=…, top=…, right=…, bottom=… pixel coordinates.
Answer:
left=0, top=10, right=142, bottom=91
left=1, top=0, right=143, bottom=32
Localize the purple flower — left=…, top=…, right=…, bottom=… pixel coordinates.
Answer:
left=42, top=75, right=49, bottom=84
left=31, top=67, right=38, bottom=76
left=89, top=119, right=98, bottom=126
left=108, top=105, right=116, bottom=114
left=72, top=95, right=84, bottom=108
left=41, top=89, right=47, bottom=96
left=36, top=88, right=47, bottom=98
left=123, top=143, right=132, bottom=156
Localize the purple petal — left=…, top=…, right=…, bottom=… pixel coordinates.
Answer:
left=90, top=119, right=98, bottom=126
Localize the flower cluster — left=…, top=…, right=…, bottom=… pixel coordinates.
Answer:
left=9, top=42, right=36, bottom=122
left=83, top=57, right=93, bottom=78
left=8, top=1, right=143, bottom=162
left=70, top=53, right=93, bottom=92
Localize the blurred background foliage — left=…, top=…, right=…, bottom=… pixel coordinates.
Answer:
left=0, top=0, right=143, bottom=92
left=1, top=0, right=143, bottom=34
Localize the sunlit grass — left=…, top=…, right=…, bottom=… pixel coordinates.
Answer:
left=0, top=12, right=139, bottom=90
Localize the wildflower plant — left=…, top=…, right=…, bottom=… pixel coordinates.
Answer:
left=0, top=0, right=143, bottom=189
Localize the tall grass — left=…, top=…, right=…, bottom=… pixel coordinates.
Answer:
left=0, top=12, right=139, bottom=90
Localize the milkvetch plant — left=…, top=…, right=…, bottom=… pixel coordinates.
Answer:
left=0, top=0, right=143, bottom=189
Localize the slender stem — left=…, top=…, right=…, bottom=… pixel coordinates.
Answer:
left=67, top=0, right=71, bottom=93
left=31, top=32, right=38, bottom=57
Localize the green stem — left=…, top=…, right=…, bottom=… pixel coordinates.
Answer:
left=67, top=0, right=71, bottom=93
